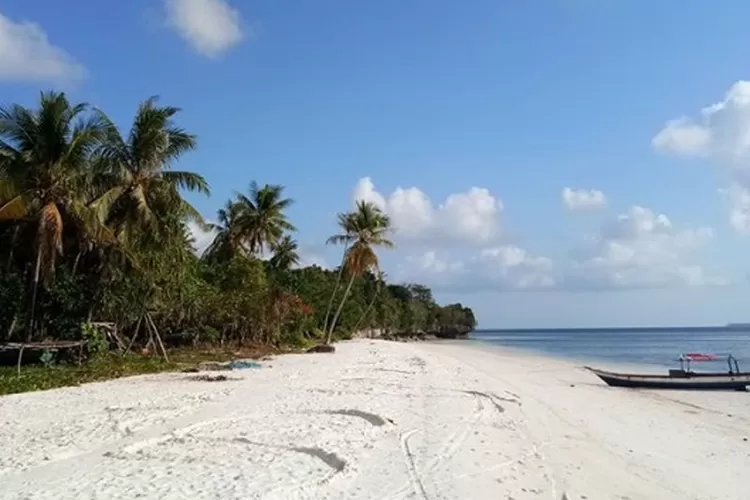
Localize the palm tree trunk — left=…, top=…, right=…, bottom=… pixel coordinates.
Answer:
left=351, top=287, right=380, bottom=337
left=27, top=249, right=43, bottom=341
left=72, top=251, right=83, bottom=274
left=325, top=274, right=355, bottom=344
left=323, top=243, right=348, bottom=332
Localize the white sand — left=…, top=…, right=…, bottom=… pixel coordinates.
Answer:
left=1, top=340, right=748, bottom=500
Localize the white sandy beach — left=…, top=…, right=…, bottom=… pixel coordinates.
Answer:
left=1, top=340, right=748, bottom=500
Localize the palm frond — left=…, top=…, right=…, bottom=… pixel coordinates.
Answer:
left=0, top=194, right=29, bottom=220
left=326, top=233, right=352, bottom=245
left=179, top=199, right=206, bottom=225
left=234, top=192, right=257, bottom=211
left=162, top=170, right=210, bottom=195
left=91, top=108, right=130, bottom=165
left=69, top=199, right=116, bottom=245
left=269, top=235, right=300, bottom=270
left=130, top=184, right=156, bottom=226
left=163, top=127, right=197, bottom=162
left=0, top=103, right=38, bottom=153
left=64, top=113, right=107, bottom=168
left=89, top=185, right=126, bottom=223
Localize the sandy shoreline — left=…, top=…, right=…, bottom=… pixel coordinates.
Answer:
left=1, top=340, right=748, bottom=500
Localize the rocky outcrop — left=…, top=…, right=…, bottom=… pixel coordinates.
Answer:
left=432, top=326, right=472, bottom=339
left=380, top=331, right=437, bottom=342
left=351, top=326, right=472, bottom=343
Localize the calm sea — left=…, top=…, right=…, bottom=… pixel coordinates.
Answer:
left=472, top=327, right=750, bottom=370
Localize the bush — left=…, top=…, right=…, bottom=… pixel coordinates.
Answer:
left=81, top=323, right=109, bottom=358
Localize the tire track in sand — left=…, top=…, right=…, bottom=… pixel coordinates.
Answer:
left=399, top=428, right=430, bottom=500
left=387, top=390, right=489, bottom=500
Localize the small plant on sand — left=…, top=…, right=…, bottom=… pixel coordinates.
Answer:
left=81, top=323, right=109, bottom=358
left=39, top=349, right=56, bottom=367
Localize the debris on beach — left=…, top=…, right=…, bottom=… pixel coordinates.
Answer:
left=190, top=374, right=231, bottom=382
left=306, top=344, right=336, bottom=354
left=195, top=360, right=262, bottom=372
left=228, top=360, right=263, bottom=370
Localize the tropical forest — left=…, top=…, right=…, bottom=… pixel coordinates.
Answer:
left=0, top=92, right=476, bottom=393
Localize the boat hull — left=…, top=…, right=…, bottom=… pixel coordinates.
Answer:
left=586, top=367, right=750, bottom=391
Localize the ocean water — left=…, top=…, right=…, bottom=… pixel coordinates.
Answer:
left=472, top=327, right=750, bottom=371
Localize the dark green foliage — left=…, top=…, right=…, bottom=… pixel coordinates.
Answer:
left=0, top=92, right=477, bottom=388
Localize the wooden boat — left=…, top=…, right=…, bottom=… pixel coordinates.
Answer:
left=585, top=353, right=750, bottom=391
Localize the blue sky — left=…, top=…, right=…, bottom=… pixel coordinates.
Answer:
left=3, top=0, right=750, bottom=327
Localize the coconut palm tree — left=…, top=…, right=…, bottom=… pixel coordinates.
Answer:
left=269, top=235, right=300, bottom=270
left=233, top=182, right=296, bottom=255
left=325, top=201, right=393, bottom=344
left=203, top=200, right=245, bottom=263
left=90, top=96, right=209, bottom=246
left=321, top=211, right=356, bottom=335
left=0, top=91, right=113, bottom=337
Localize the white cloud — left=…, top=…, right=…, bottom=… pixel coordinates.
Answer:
left=561, top=187, right=607, bottom=211
left=477, top=246, right=556, bottom=289
left=719, top=184, right=750, bottom=233
left=652, top=81, right=750, bottom=162
left=653, top=81, right=750, bottom=232
left=407, top=251, right=465, bottom=275
left=297, top=246, right=329, bottom=269
left=568, top=205, right=719, bottom=289
left=0, top=12, right=85, bottom=82
left=165, top=0, right=244, bottom=57
left=351, top=178, right=726, bottom=292
left=352, top=177, right=503, bottom=246
left=187, top=220, right=217, bottom=255
left=398, top=245, right=555, bottom=291
left=651, top=118, right=712, bottom=158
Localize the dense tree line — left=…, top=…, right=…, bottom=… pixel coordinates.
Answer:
left=0, top=92, right=476, bottom=352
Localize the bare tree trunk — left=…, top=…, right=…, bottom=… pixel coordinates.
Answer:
left=6, top=314, right=17, bottom=340
left=123, top=317, right=143, bottom=355
left=27, top=250, right=43, bottom=341
left=323, top=244, right=348, bottom=333
left=146, top=313, right=169, bottom=362
left=325, top=274, right=355, bottom=345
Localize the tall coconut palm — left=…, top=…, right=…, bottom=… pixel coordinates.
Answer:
left=269, top=235, right=300, bottom=270
left=325, top=201, right=393, bottom=344
left=234, top=182, right=296, bottom=255
left=0, top=91, right=112, bottom=337
left=91, top=96, right=209, bottom=247
left=322, top=211, right=356, bottom=333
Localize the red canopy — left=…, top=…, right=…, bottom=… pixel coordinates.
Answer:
left=682, top=353, right=719, bottom=361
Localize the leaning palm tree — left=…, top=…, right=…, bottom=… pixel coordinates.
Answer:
left=0, top=91, right=112, bottom=337
left=234, top=182, right=296, bottom=255
left=325, top=201, right=393, bottom=344
left=321, top=211, right=356, bottom=333
left=91, top=96, right=209, bottom=246
left=269, top=235, right=300, bottom=270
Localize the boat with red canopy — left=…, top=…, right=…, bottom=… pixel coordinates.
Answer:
left=586, top=353, right=750, bottom=391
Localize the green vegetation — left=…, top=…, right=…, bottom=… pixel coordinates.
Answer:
left=0, top=91, right=477, bottom=393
